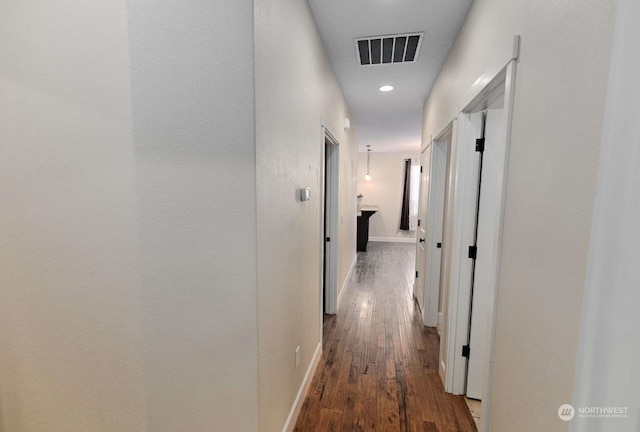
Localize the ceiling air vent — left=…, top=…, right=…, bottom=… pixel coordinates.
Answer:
left=356, top=33, right=423, bottom=66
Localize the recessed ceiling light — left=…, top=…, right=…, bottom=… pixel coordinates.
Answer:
left=379, top=85, right=394, bottom=92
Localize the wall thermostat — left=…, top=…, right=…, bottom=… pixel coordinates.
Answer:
left=300, top=187, right=311, bottom=202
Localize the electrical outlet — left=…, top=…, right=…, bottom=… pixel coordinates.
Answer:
left=295, top=346, right=301, bottom=369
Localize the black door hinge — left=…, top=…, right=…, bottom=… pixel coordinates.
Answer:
left=468, top=245, right=477, bottom=259
left=418, top=219, right=421, bottom=227
left=326, top=237, right=330, bottom=242
left=420, top=166, right=423, bottom=173
left=415, top=270, right=419, bottom=279
left=437, top=242, right=442, bottom=249
left=462, top=345, right=471, bottom=358
left=476, top=138, right=485, bottom=152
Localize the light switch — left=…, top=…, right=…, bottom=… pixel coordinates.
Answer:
left=300, top=187, right=311, bottom=201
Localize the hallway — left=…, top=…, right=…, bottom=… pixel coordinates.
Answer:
left=294, top=243, right=477, bottom=431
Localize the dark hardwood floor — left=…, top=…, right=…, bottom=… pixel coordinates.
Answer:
left=294, top=242, right=477, bottom=432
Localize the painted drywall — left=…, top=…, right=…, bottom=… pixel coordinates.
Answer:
left=1, top=0, right=358, bottom=431
left=254, top=0, right=358, bottom=429
left=0, top=1, right=147, bottom=431
left=422, top=1, right=615, bottom=431
left=572, top=0, right=640, bottom=430
left=126, top=1, right=259, bottom=431
left=357, top=151, right=419, bottom=241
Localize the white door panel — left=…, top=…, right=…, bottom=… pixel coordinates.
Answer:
left=413, top=146, right=431, bottom=312
left=466, top=108, right=504, bottom=400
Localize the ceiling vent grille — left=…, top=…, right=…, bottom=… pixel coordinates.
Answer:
left=356, top=33, right=423, bottom=66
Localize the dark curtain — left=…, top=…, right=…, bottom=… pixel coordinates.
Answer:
left=400, top=159, right=411, bottom=230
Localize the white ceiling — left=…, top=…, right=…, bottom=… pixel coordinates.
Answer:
left=308, top=0, right=472, bottom=152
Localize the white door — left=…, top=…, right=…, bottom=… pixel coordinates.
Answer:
left=466, top=108, right=504, bottom=399
left=428, top=136, right=452, bottom=329
left=413, top=145, right=431, bottom=312
left=437, top=131, right=454, bottom=383
left=323, top=133, right=340, bottom=315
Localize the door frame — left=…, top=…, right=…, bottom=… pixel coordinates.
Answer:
left=422, top=120, right=455, bottom=328
left=441, top=38, right=519, bottom=432
left=321, top=127, right=340, bottom=316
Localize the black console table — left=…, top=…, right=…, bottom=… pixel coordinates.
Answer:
left=357, top=206, right=379, bottom=252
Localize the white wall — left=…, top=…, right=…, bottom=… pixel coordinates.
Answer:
left=357, top=151, right=419, bottom=241
left=254, top=0, right=358, bottom=430
left=1, top=1, right=358, bottom=430
left=126, top=1, right=259, bottom=431
left=0, top=1, right=146, bottom=431
left=422, top=1, right=615, bottom=431
left=0, top=1, right=260, bottom=431
left=572, top=0, right=640, bottom=430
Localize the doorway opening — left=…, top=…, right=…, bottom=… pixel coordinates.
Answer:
left=414, top=122, right=454, bottom=336
left=322, top=128, right=340, bottom=317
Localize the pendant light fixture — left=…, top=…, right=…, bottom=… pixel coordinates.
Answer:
left=365, top=145, right=372, bottom=181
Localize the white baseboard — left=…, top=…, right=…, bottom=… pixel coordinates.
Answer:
left=369, top=236, right=416, bottom=244
left=337, top=254, right=357, bottom=308
left=282, top=342, right=323, bottom=432
left=439, top=360, right=447, bottom=385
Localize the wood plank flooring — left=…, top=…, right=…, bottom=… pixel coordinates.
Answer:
left=294, top=242, right=478, bottom=432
